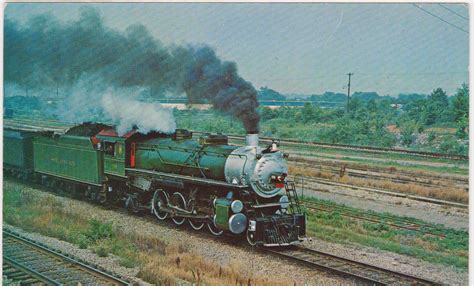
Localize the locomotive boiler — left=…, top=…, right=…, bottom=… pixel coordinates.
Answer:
left=4, top=124, right=306, bottom=246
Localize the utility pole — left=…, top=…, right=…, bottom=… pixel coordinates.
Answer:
left=346, top=73, right=353, bottom=112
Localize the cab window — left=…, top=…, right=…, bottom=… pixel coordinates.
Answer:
left=104, top=142, right=115, bottom=156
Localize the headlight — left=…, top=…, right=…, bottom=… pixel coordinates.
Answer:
left=231, top=200, right=243, bottom=213
left=279, top=195, right=289, bottom=209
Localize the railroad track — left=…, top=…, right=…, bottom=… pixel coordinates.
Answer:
left=293, top=176, right=468, bottom=209
left=3, top=229, right=130, bottom=285
left=3, top=119, right=468, bottom=160
left=4, top=121, right=68, bottom=133
left=302, top=200, right=447, bottom=238
left=4, top=178, right=447, bottom=286
left=3, top=256, right=58, bottom=285
left=200, top=131, right=468, bottom=161
left=290, top=160, right=468, bottom=190
left=264, top=246, right=442, bottom=285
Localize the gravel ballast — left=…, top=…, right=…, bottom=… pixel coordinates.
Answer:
left=302, top=181, right=468, bottom=230
left=4, top=188, right=349, bottom=285
left=4, top=183, right=467, bottom=285
left=3, top=223, right=151, bottom=286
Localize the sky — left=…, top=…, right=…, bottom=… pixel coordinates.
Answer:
left=4, top=3, right=469, bottom=96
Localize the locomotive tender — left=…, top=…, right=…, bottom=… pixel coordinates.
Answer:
left=4, top=124, right=306, bottom=246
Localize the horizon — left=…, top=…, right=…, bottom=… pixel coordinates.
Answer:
left=5, top=3, right=469, bottom=96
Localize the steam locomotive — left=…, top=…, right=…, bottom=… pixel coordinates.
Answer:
left=4, top=123, right=306, bottom=246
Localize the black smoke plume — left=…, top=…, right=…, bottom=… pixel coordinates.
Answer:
left=5, top=7, right=260, bottom=133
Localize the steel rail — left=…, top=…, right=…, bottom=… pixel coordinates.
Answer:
left=263, top=246, right=443, bottom=285
left=3, top=256, right=59, bottom=285
left=3, top=119, right=468, bottom=160
left=291, top=161, right=468, bottom=189
left=3, top=177, right=446, bottom=286
left=289, top=155, right=468, bottom=180
left=296, top=176, right=468, bottom=209
left=192, top=131, right=468, bottom=161
left=302, top=200, right=447, bottom=238
left=3, top=229, right=130, bottom=286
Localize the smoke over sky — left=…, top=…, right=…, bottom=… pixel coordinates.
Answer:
left=5, top=7, right=260, bottom=133
left=5, top=3, right=468, bottom=96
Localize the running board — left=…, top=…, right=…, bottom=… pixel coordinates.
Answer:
left=126, top=168, right=249, bottom=190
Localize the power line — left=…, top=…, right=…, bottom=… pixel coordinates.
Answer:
left=413, top=4, right=468, bottom=34
left=258, top=71, right=468, bottom=82
left=438, top=4, right=468, bottom=21
left=356, top=71, right=468, bottom=76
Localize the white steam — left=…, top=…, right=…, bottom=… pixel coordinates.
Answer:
left=55, top=78, right=176, bottom=135
left=102, top=93, right=176, bottom=135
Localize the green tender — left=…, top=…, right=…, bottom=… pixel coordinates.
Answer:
left=33, top=135, right=103, bottom=185
left=135, top=137, right=239, bottom=181
left=3, top=130, right=35, bottom=171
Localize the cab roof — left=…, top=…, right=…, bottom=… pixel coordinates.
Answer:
left=97, top=129, right=137, bottom=139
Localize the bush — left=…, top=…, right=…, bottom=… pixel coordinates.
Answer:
left=428, top=132, right=436, bottom=143
left=92, top=240, right=110, bottom=257
left=77, top=234, right=91, bottom=249
left=438, top=137, right=467, bottom=155
left=84, top=219, right=114, bottom=242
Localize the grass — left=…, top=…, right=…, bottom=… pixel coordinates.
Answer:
left=11, top=109, right=468, bottom=162
left=302, top=196, right=468, bottom=270
left=288, top=164, right=469, bottom=204
left=3, top=180, right=293, bottom=286
left=7, top=112, right=468, bottom=179
left=174, top=110, right=468, bottom=156
left=3, top=178, right=468, bottom=279
left=285, top=150, right=468, bottom=176
left=274, top=139, right=468, bottom=167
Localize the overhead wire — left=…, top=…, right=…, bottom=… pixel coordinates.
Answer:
left=257, top=71, right=468, bottom=82
left=412, top=4, right=468, bottom=34
left=437, top=4, right=468, bottom=21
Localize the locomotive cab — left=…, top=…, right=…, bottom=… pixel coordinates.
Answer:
left=96, top=129, right=140, bottom=178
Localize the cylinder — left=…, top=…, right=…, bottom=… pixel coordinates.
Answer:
left=246, top=134, right=259, bottom=147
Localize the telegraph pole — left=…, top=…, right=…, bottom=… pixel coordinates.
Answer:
left=346, top=73, right=353, bottom=112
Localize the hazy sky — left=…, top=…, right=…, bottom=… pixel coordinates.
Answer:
left=5, top=3, right=469, bottom=96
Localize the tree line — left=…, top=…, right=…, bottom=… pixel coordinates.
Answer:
left=259, top=84, right=468, bottom=154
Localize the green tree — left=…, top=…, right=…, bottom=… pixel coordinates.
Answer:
left=423, top=88, right=448, bottom=125
left=260, top=107, right=277, bottom=121
left=400, top=119, right=417, bottom=146
left=456, top=114, right=468, bottom=139
left=452, top=84, right=469, bottom=123
left=301, top=103, right=313, bottom=123
left=403, top=99, right=426, bottom=123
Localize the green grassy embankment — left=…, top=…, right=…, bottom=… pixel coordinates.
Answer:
left=4, top=178, right=468, bottom=274
left=303, top=196, right=468, bottom=270
left=3, top=180, right=291, bottom=286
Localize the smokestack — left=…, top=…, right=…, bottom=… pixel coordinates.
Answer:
left=246, top=133, right=259, bottom=147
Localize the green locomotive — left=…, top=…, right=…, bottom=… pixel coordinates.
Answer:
left=4, top=124, right=306, bottom=246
